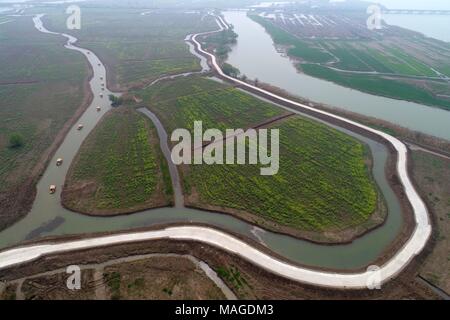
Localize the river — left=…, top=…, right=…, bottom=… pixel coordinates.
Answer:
left=0, top=13, right=410, bottom=271
left=383, top=14, right=450, bottom=43
left=224, top=11, right=450, bottom=141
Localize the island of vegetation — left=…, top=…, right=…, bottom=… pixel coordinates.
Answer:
left=248, top=11, right=450, bottom=110
left=62, top=108, right=173, bottom=215
left=136, top=76, right=384, bottom=242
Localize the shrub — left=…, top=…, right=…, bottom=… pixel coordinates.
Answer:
left=9, top=133, right=24, bottom=148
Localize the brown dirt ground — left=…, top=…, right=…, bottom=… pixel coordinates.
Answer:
left=0, top=238, right=441, bottom=300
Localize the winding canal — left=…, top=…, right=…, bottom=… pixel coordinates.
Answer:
left=0, top=13, right=429, bottom=274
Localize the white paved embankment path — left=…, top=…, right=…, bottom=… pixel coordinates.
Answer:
left=0, top=15, right=432, bottom=289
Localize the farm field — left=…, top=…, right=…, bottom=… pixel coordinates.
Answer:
left=138, top=76, right=381, bottom=240
left=41, top=7, right=218, bottom=90
left=0, top=255, right=225, bottom=300
left=137, top=76, right=287, bottom=134
left=249, top=11, right=450, bottom=110
left=0, top=16, right=88, bottom=230
left=301, top=64, right=450, bottom=109
left=412, top=151, right=450, bottom=294
left=62, top=108, right=172, bottom=215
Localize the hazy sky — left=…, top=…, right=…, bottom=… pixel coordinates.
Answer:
left=368, top=0, right=450, bottom=10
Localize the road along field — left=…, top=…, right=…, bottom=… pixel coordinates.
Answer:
left=135, top=75, right=381, bottom=242
left=0, top=15, right=90, bottom=231
left=62, top=108, right=173, bottom=215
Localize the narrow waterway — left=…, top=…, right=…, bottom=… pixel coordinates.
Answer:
left=0, top=14, right=405, bottom=271
left=224, top=11, right=450, bottom=141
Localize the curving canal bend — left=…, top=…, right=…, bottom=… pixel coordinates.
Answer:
left=0, top=13, right=432, bottom=287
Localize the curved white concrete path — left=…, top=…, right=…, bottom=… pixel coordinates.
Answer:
left=0, top=15, right=432, bottom=290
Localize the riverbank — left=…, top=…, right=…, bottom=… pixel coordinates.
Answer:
left=0, top=223, right=439, bottom=296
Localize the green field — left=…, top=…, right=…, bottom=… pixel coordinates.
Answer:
left=42, top=7, right=217, bottom=89
left=139, top=77, right=380, bottom=236
left=250, top=13, right=450, bottom=109
left=63, top=108, right=172, bottom=214
left=138, top=76, right=286, bottom=134
left=0, top=17, right=88, bottom=230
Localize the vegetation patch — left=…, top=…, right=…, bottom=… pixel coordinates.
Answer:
left=0, top=17, right=88, bottom=230
left=301, top=64, right=450, bottom=110
left=62, top=108, right=172, bottom=215
left=249, top=12, right=450, bottom=109
left=44, top=8, right=218, bottom=90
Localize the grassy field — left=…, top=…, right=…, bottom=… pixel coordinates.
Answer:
left=301, top=64, right=450, bottom=109
left=42, top=7, right=217, bottom=90
left=62, top=108, right=172, bottom=214
left=1, top=255, right=225, bottom=300
left=138, top=76, right=380, bottom=238
left=249, top=13, right=450, bottom=110
left=412, top=151, right=450, bottom=294
left=0, top=16, right=88, bottom=230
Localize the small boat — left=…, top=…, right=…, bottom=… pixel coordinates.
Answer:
left=49, top=185, right=56, bottom=194
left=96, top=106, right=101, bottom=112
left=77, top=124, right=84, bottom=130
left=56, top=158, right=63, bottom=166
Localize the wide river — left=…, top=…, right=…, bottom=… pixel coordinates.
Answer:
left=0, top=13, right=409, bottom=271
left=224, top=11, right=450, bottom=141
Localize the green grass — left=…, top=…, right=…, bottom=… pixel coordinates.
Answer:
left=0, top=18, right=87, bottom=195
left=140, top=77, right=378, bottom=233
left=139, top=76, right=286, bottom=134
left=301, top=64, right=450, bottom=110
left=64, top=108, right=171, bottom=212
left=186, top=116, right=377, bottom=232
left=250, top=13, right=450, bottom=108
left=43, top=7, right=217, bottom=88
left=216, top=266, right=248, bottom=290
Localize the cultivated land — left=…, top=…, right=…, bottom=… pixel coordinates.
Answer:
left=0, top=238, right=441, bottom=300
left=0, top=255, right=225, bottom=300
left=412, top=151, right=450, bottom=294
left=137, top=76, right=381, bottom=241
left=249, top=11, right=450, bottom=110
left=62, top=108, right=172, bottom=215
left=0, top=17, right=89, bottom=230
left=42, top=7, right=217, bottom=91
